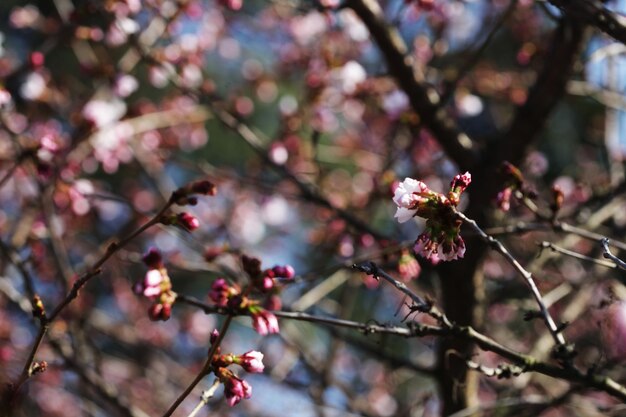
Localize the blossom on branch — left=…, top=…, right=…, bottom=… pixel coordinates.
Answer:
left=237, top=350, right=265, bottom=373
left=392, top=178, right=431, bottom=223
left=393, top=173, right=471, bottom=262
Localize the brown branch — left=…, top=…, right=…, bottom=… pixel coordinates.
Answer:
left=549, top=0, right=626, bottom=44
left=178, top=281, right=626, bottom=403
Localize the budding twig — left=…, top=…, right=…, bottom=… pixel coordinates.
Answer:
left=454, top=210, right=572, bottom=360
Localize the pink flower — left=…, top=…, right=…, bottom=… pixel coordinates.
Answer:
left=238, top=351, right=264, bottom=373
left=439, top=236, right=466, bottom=261
left=223, top=374, right=252, bottom=406
left=142, top=269, right=165, bottom=298
left=450, top=171, right=472, bottom=192
left=413, top=233, right=439, bottom=261
left=392, top=178, right=430, bottom=223
left=251, top=309, right=279, bottom=335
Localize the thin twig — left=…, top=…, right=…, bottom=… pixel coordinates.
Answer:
left=539, top=241, right=617, bottom=269
left=601, top=238, right=626, bottom=271
left=161, top=315, right=233, bottom=417
left=177, top=284, right=626, bottom=402
left=186, top=379, right=220, bottom=417
left=7, top=193, right=177, bottom=404
left=455, top=210, right=571, bottom=357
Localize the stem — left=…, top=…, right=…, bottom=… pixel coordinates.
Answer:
left=186, top=379, right=220, bottom=417
left=161, top=315, right=233, bottom=417
left=455, top=210, right=568, bottom=350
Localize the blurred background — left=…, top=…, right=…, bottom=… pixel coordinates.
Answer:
left=1, top=0, right=626, bottom=416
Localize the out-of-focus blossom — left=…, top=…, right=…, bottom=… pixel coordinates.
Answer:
left=382, top=90, right=409, bottom=119
left=83, top=99, right=126, bottom=128
left=601, top=301, right=626, bottom=361
left=398, top=250, right=421, bottom=281
left=113, top=74, right=138, bottom=97
left=332, top=61, right=366, bottom=95
left=209, top=278, right=234, bottom=307
left=134, top=248, right=176, bottom=321
left=497, top=187, right=512, bottom=212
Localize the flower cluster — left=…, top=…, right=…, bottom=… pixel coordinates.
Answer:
left=208, top=255, right=295, bottom=335
left=210, top=330, right=264, bottom=406
left=392, top=172, right=471, bottom=262
left=133, top=248, right=176, bottom=321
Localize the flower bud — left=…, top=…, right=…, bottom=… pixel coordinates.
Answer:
left=30, top=360, right=48, bottom=376
left=32, top=295, right=46, bottom=319
left=142, top=248, right=163, bottom=269
left=271, top=265, right=295, bottom=279
left=176, top=212, right=200, bottom=232
left=551, top=184, right=564, bottom=213
left=148, top=303, right=172, bottom=321
left=191, top=180, right=217, bottom=196
left=238, top=351, right=264, bottom=373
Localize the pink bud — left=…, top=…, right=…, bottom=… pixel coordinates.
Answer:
left=251, top=309, right=279, bottom=335
left=209, top=278, right=231, bottom=307
left=262, top=276, right=274, bottom=290
left=177, top=212, right=200, bottom=232
left=238, top=350, right=264, bottom=373
left=210, top=329, right=220, bottom=344
left=271, top=265, right=295, bottom=279
left=219, top=370, right=252, bottom=406
left=148, top=303, right=171, bottom=321
left=142, top=248, right=163, bottom=269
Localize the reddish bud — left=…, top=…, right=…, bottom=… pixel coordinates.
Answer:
left=271, top=265, right=295, bottom=279
left=142, top=248, right=163, bottom=269
left=551, top=185, right=564, bottom=213
left=32, top=295, right=46, bottom=319
left=30, top=52, right=45, bottom=68
left=30, top=360, right=48, bottom=376
left=178, top=212, right=200, bottom=231
left=148, top=303, right=172, bottom=321
left=191, top=180, right=217, bottom=196
left=242, top=255, right=262, bottom=278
